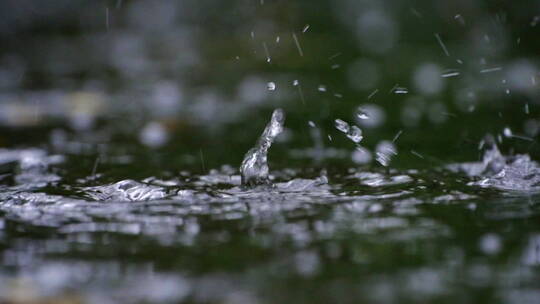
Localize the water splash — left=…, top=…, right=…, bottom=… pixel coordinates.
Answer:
left=240, top=109, right=285, bottom=187
left=480, top=134, right=506, bottom=176
left=347, top=125, right=363, bottom=143
left=83, top=179, right=169, bottom=201
left=0, top=148, right=63, bottom=188
left=335, top=119, right=363, bottom=144
left=334, top=119, right=350, bottom=133
left=449, top=134, right=540, bottom=191
left=375, top=140, right=397, bottom=167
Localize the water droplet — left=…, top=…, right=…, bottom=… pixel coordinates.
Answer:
left=503, top=127, right=512, bottom=137
left=140, top=122, right=169, bottom=148
left=355, top=104, right=385, bottom=128
left=352, top=147, right=372, bottom=164
left=356, top=108, right=370, bottom=120
left=393, top=87, right=409, bottom=94
left=335, top=119, right=363, bottom=144
left=334, top=119, right=350, bottom=133
left=347, top=126, right=363, bottom=143
left=479, top=234, right=502, bottom=255
left=375, top=141, right=397, bottom=167
left=414, top=63, right=444, bottom=94
left=240, top=109, right=285, bottom=187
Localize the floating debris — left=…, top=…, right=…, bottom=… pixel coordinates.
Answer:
left=267, top=82, right=276, bottom=91
left=318, top=85, right=327, bottom=92
left=240, top=109, right=285, bottom=187
left=302, top=24, right=310, bottom=33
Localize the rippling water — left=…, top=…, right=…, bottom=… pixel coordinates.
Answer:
left=1, top=0, right=540, bottom=302
left=1, top=144, right=540, bottom=304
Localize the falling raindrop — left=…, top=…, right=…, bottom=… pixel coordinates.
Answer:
left=441, top=69, right=460, bottom=78
left=375, top=140, right=397, bottom=167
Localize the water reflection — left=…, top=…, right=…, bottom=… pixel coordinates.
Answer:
left=0, top=146, right=539, bottom=303
left=1, top=0, right=540, bottom=303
